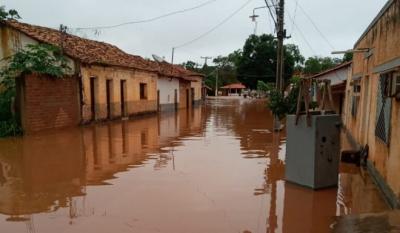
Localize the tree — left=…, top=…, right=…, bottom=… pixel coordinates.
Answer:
left=236, top=34, right=304, bottom=90
left=0, top=6, right=21, bottom=20
left=182, top=60, right=199, bottom=71
left=343, top=52, right=353, bottom=62
left=303, top=56, right=342, bottom=75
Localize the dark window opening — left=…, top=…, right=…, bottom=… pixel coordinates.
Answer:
left=140, top=83, right=148, bottom=100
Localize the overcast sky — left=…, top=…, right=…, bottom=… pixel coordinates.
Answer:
left=3, top=0, right=388, bottom=65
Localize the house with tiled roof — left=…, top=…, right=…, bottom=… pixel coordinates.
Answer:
left=0, top=20, right=203, bottom=132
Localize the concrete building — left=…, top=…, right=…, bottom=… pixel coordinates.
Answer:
left=342, top=0, right=400, bottom=208
left=0, top=20, right=203, bottom=132
left=311, top=61, right=351, bottom=114
left=155, top=62, right=204, bottom=112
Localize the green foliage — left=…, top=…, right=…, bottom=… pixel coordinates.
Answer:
left=268, top=89, right=287, bottom=119
left=303, top=56, right=342, bottom=75
left=267, top=78, right=300, bottom=119
left=343, top=52, right=353, bottom=62
left=257, top=80, right=273, bottom=92
left=1, top=44, right=71, bottom=80
left=236, top=34, right=304, bottom=89
left=0, top=43, right=71, bottom=137
left=182, top=60, right=199, bottom=71
left=0, top=6, right=21, bottom=20
left=0, top=119, right=22, bottom=137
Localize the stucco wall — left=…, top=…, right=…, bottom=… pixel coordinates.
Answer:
left=343, top=0, right=400, bottom=204
left=0, top=26, right=76, bottom=74
left=190, top=76, right=203, bottom=102
left=81, top=65, right=158, bottom=122
left=157, top=76, right=179, bottom=111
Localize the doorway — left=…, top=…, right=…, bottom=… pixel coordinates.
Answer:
left=174, top=89, right=178, bottom=110
left=120, top=80, right=126, bottom=117
left=90, top=77, right=97, bottom=121
left=186, top=89, right=190, bottom=108
left=106, top=80, right=112, bottom=119
left=157, top=90, right=160, bottom=111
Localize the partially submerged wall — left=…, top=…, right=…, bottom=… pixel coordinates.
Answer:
left=80, top=65, right=158, bottom=123
left=19, top=74, right=80, bottom=132
left=343, top=0, right=400, bottom=207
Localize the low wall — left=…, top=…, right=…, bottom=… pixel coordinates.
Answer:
left=18, top=74, right=80, bottom=132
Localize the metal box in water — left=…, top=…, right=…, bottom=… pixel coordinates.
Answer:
left=285, top=114, right=341, bottom=189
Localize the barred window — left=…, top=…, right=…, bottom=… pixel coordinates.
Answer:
left=351, top=80, right=361, bottom=117
left=375, top=74, right=392, bottom=144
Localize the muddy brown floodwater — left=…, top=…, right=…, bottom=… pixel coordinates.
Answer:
left=0, top=99, right=389, bottom=233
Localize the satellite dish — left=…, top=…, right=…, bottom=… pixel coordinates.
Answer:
left=152, top=54, right=166, bottom=63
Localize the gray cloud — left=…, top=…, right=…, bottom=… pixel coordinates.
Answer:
left=4, top=0, right=388, bottom=65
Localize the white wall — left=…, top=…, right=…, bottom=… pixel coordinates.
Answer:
left=157, top=77, right=180, bottom=105
left=317, top=67, right=349, bottom=85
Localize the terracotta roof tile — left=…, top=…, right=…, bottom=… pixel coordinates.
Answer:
left=221, top=83, right=246, bottom=89
left=4, top=20, right=156, bottom=71
left=4, top=20, right=204, bottom=79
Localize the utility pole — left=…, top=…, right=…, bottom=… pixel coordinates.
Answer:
left=171, top=47, right=175, bottom=64
left=201, top=56, right=212, bottom=66
left=215, top=69, right=219, bottom=97
left=275, top=0, right=285, bottom=93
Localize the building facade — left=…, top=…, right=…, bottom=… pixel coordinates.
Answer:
left=342, top=0, right=400, bottom=208
left=311, top=62, right=351, bottom=114
left=0, top=20, right=203, bottom=132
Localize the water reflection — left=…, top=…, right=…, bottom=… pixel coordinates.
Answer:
left=0, top=100, right=388, bottom=233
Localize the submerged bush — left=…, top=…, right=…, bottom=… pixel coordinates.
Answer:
left=0, top=119, right=22, bottom=137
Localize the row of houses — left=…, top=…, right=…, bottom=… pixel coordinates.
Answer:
left=311, top=0, right=400, bottom=209
left=0, top=20, right=205, bottom=133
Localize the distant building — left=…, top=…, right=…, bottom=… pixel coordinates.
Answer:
left=220, top=83, right=246, bottom=96
left=311, top=61, right=351, bottom=114
left=342, top=0, right=400, bottom=208
left=0, top=20, right=203, bottom=132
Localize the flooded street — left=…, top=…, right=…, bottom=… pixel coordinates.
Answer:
left=0, top=99, right=388, bottom=233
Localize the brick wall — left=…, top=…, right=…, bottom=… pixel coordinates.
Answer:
left=20, top=74, right=80, bottom=132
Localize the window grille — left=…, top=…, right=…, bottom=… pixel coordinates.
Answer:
left=375, top=74, right=392, bottom=144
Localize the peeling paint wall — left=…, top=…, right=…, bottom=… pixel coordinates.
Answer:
left=81, top=65, right=158, bottom=123
left=190, top=76, right=203, bottom=103
left=343, top=0, right=400, bottom=204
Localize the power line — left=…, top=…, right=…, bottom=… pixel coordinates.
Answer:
left=297, top=3, right=335, bottom=50
left=286, top=10, right=317, bottom=55
left=290, top=0, right=299, bottom=35
left=264, top=0, right=277, bottom=26
left=174, top=0, right=254, bottom=49
left=73, top=0, right=218, bottom=30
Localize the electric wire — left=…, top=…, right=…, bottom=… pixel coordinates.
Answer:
left=264, top=0, right=277, bottom=26
left=73, top=0, right=218, bottom=30
left=286, top=10, right=317, bottom=55
left=297, top=3, right=335, bottom=50
left=290, top=0, right=299, bottom=35
left=174, top=0, right=254, bottom=49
